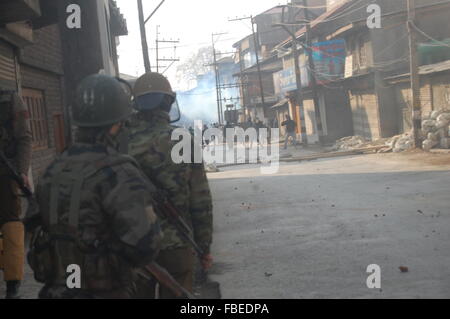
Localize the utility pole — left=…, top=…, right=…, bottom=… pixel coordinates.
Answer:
left=156, top=35, right=179, bottom=74
left=238, top=46, right=248, bottom=121
left=155, top=25, right=160, bottom=73
left=407, top=0, right=422, bottom=149
left=250, top=16, right=266, bottom=110
left=212, top=33, right=226, bottom=124
left=292, top=37, right=309, bottom=145
left=229, top=16, right=266, bottom=119
left=274, top=5, right=308, bottom=144
left=137, top=0, right=167, bottom=73
left=302, top=0, right=324, bottom=145
left=137, top=0, right=151, bottom=72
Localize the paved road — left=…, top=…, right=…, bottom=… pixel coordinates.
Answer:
left=3, top=149, right=450, bottom=299
left=207, top=150, right=450, bottom=298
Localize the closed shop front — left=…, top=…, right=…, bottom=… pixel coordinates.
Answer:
left=0, top=39, right=17, bottom=90
left=349, top=90, right=380, bottom=140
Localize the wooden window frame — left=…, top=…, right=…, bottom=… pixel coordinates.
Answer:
left=22, top=88, right=49, bottom=151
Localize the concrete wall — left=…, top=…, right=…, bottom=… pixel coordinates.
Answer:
left=394, top=72, right=450, bottom=134
left=431, top=73, right=450, bottom=111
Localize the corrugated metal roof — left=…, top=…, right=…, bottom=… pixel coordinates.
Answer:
left=384, top=59, right=450, bottom=82
left=420, top=59, right=450, bottom=75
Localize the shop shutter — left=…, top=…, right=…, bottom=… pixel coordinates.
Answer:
left=0, top=39, right=17, bottom=90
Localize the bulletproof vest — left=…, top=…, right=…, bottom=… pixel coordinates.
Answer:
left=28, top=153, right=139, bottom=291
left=0, top=91, right=16, bottom=158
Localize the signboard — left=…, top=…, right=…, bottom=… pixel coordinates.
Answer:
left=277, top=67, right=297, bottom=94
left=299, top=54, right=310, bottom=88
left=312, top=39, right=346, bottom=85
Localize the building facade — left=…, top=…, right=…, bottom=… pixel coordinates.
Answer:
left=0, top=0, right=127, bottom=182
left=273, top=0, right=450, bottom=143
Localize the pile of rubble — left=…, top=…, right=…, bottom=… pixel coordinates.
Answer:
left=386, top=133, right=414, bottom=153
left=205, top=162, right=220, bottom=173
left=332, top=136, right=388, bottom=152
left=421, top=109, right=450, bottom=151
left=333, top=110, right=450, bottom=153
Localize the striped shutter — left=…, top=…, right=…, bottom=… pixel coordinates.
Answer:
left=0, top=39, right=17, bottom=90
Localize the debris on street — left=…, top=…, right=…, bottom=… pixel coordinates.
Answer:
left=205, top=163, right=220, bottom=173
left=421, top=109, right=450, bottom=151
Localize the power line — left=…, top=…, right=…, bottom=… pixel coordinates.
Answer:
left=286, top=3, right=328, bottom=9
left=411, top=22, right=450, bottom=48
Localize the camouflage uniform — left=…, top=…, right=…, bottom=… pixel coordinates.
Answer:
left=28, top=137, right=162, bottom=299
left=0, top=90, right=32, bottom=291
left=129, top=110, right=213, bottom=297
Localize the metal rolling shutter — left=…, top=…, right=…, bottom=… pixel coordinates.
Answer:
left=0, top=39, right=17, bottom=90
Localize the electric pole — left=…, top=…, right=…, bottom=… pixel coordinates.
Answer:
left=156, top=33, right=179, bottom=74
left=238, top=46, right=248, bottom=121
left=292, top=36, right=309, bottom=146
left=302, top=0, right=324, bottom=145
left=137, top=0, right=151, bottom=72
left=137, top=0, right=166, bottom=73
left=273, top=5, right=308, bottom=144
left=212, top=33, right=226, bottom=124
left=155, top=25, right=160, bottom=73
left=407, top=0, right=422, bottom=148
left=250, top=16, right=266, bottom=110
left=229, top=16, right=266, bottom=119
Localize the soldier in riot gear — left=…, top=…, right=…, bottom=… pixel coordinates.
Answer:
left=0, top=88, right=32, bottom=299
left=27, top=74, right=162, bottom=299
left=129, top=72, right=213, bottom=298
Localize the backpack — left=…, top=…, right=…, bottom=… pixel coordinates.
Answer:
left=28, top=154, right=139, bottom=291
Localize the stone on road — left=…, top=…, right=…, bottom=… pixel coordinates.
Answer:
left=207, top=151, right=450, bottom=298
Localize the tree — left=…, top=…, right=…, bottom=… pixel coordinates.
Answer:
left=175, top=46, right=215, bottom=90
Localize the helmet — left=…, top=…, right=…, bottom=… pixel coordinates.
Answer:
left=133, top=72, right=176, bottom=111
left=72, top=74, right=133, bottom=127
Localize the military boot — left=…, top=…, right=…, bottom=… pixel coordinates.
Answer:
left=5, top=280, right=21, bottom=299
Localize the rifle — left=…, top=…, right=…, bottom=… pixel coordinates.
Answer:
left=138, top=262, right=196, bottom=299
left=0, top=150, right=39, bottom=227
left=0, top=150, right=33, bottom=198
left=156, top=196, right=205, bottom=259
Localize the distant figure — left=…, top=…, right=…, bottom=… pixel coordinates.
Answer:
left=281, top=115, right=298, bottom=149
left=203, top=124, right=210, bottom=149
left=246, top=117, right=256, bottom=148
left=255, top=119, right=265, bottom=145
left=188, top=126, right=194, bottom=136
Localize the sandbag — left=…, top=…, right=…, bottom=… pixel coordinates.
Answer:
left=436, top=113, right=450, bottom=123
left=423, top=139, right=439, bottom=151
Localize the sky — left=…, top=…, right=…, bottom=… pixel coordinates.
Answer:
left=116, top=0, right=285, bottom=90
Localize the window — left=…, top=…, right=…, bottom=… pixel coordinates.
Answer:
left=349, top=34, right=371, bottom=72
left=358, top=36, right=367, bottom=67
left=22, top=88, right=49, bottom=150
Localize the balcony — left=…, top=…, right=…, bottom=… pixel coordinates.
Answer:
left=0, top=0, right=41, bottom=25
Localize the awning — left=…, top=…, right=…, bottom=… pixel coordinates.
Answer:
left=271, top=98, right=288, bottom=109
left=385, top=59, right=450, bottom=83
